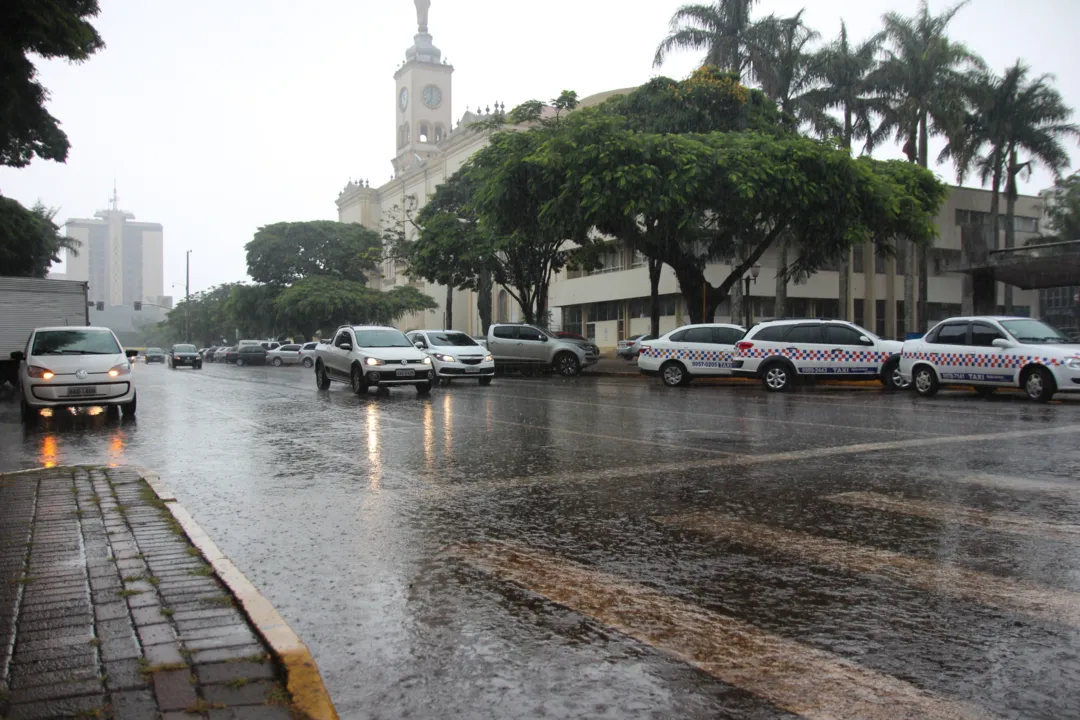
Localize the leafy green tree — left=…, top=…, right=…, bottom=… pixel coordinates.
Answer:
left=653, top=1, right=760, bottom=77
left=944, top=62, right=1078, bottom=312
left=246, top=221, right=381, bottom=286
left=1042, top=172, right=1080, bottom=240
left=1, top=0, right=105, bottom=167
left=874, top=0, right=983, bottom=327
left=0, top=196, right=80, bottom=277
left=274, top=277, right=435, bottom=339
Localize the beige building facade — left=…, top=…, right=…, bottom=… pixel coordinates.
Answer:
left=337, top=1, right=1044, bottom=348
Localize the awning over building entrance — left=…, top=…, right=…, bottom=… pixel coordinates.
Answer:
left=948, top=239, right=1080, bottom=289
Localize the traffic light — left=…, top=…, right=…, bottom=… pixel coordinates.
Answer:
left=134, top=301, right=142, bottom=311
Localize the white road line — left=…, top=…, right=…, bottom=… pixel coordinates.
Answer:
left=453, top=541, right=992, bottom=720
left=953, top=473, right=1080, bottom=496
left=659, top=513, right=1080, bottom=628
left=827, top=492, right=1080, bottom=540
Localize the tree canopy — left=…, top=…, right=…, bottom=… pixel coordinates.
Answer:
left=0, top=196, right=80, bottom=277
left=246, top=220, right=382, bottom=286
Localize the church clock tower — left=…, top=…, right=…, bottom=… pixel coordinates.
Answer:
left=393, top=0, right=453, bottom=176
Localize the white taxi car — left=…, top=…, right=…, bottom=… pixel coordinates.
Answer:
left=900, top=316, right=1080, bottom=402
left=731, top=319, right=907, bottom=392
left=13, top=326, right=139, bottom=423
left=407, top=330, right=495, bottom=385
left=638, top=323, right=745, bottom=387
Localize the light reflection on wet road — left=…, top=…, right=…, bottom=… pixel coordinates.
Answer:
left=2, top=363, right=1080, bottom=718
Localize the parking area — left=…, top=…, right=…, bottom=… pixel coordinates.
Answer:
left=2, top=363, right=1080, bottom=717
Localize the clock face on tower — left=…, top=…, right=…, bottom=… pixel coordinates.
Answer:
left=422, top=85, right=442, bottom=108
left=399, top=87, right=409, bottom=111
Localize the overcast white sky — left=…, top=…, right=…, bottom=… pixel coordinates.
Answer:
left=1, top=0, right=1078, bottom=297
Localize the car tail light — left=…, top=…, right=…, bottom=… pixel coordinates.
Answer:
left=736, top=341, right=754, bottom=351
left=28, top=366, right=54, bottom=379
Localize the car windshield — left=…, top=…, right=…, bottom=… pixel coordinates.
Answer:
left=32, top=330, right=121, bottom=356
left=147, top=348, right=164, bottom=354
left=430, top=332, right=479, bottom=347
left=847, top=324, right=879, bottom=340
left=1000, top=319, right=1069, bottom=343
left=354, top=329, right=413, bottom=348
left=173, top=344, right=196, bottom=352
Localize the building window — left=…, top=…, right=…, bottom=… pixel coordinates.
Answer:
left=434, top=124, right=445, bottom=143
left=956, top=209, right=1039, bottom=233
left=419, top=123, right=429, bottom=143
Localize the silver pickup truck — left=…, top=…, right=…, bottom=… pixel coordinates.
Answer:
left=485, top=323, right=597, bottom=376
left=314, top=325, right=435, bottom=394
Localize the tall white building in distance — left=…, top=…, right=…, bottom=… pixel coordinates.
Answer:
left=62, top=189, right=166, bottom=309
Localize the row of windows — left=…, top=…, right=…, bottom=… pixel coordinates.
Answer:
left=751, top=323, right=875, bottom=346
left=955, top=209, right=1039, bottom=233
left=397, top=122, right=446, bottom=149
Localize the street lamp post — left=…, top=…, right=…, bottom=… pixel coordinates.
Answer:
left=185, top=250, right=191, bottom=344
left=743, top=264, right=761, bottom=328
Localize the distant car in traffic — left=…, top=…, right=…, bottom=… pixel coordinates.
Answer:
left=13, top=326, right=139, bottom=423
left=260, top=340, right=281, bottom=352
left=236, top=346, right=267, bottom=367
left=267, top=344, right=302, bottom=367
left=299, top=342, right=318, bottom=368
left=202, top=346, right=219, bottom=363
left=168, top=344, right=202, bottom=369
left=145, top=347, right=166, bottom=364
left=407, top=330, right=495, bottom=385
left=222, top=347, right=238, bottom=364
left=617, top=334, right=655, bottom=360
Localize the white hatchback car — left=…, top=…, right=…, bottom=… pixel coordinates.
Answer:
left=407, top=330, right=495, bottom=385
left=13, top=326, right=139, bottom=423
left=901, top=316, right=1080, bottom=402
left=731, top=319, right=907, bottom=392
left=638, top=323, right=745, bottom=387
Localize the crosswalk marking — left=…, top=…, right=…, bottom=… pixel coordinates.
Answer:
left=659, top=512, right=1080, bottom=628
left=453, top=541, right=991, bottom=720
left=826, top=492, right=1080, bottom=540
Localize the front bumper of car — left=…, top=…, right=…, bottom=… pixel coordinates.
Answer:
left=26, top=380, right=134, bottom=407
left=432, top=358, right=495, bottom=377
left=366, top=368, right=436, bottom=386
left=145, top=356, right=165, bottom=363
left=171, top=356, right=201, bottom=366
left=1051, top=364, right=1080, bottom=392
left=582, top=354, right=599, bottom=367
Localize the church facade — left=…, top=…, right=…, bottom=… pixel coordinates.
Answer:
left=336, top=1, right=1045, bottom=348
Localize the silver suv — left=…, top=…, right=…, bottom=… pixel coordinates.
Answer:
left=731, top=319, right=907, bottom=392
left=486, top=323, right=593, bottom=376
left=315, top=326, right=435, bottom=394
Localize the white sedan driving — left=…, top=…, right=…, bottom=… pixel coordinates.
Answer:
left=407, top=330, right=495, bottom=385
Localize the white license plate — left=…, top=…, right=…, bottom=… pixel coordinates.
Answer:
left=465, top=367, right=480, bottom=373
left=67, top=386, right=98, bottom=397
left=397, top=369, right=416, bottom=378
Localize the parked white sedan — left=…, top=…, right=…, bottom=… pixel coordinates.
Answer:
left=407, top=330, right=495, bottom=385
left=267, top=344, right=302, bottom=367
left=638, top=323, right=745, bottom=387
left=13, top=326, right=139, bottom=423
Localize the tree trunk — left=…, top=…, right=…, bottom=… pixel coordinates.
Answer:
left=839, top=249, right=852, bottom=320
left=730, top=251, right=744, bottom=325
left=1003, top=151, right=1019, bottom=315
left=477, top=272, right=493, bottom=334
left=774, top=241, right=788, bottom=319
left=675, top=266, right=708, bottom=325
left=536, top=278, right=550, bottom=328
left=918, top=245, right=928, bottom=332
left=648, top=257, right=662, bottom=339
left=904, top=240, right=916, bottom=335
left=445, top=285, right=453, bottom=329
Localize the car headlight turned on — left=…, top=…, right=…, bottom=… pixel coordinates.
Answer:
left=108, top=363, right=132, bottom=378
left=365, top=357, right=384, bottom=366
left=422, top=357, right=432, bottom=365
left=28, top=366, right=54, bottom=380
left=434, top=354, right=456, bottom=363
left=485, top=354, right=494, bottom=362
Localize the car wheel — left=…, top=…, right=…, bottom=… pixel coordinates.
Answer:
left=303, top=358, right=314, bottom=368
left=974, top=386, right=996, bottom=398
left=660, top=361, right=688, bottom=388
left=761, top=362, right=792, bottom=392
left=554, top=352, right=581, bottom=377
left=1022, top=366, right=1056, bottom=403
left=479, top=377, right=492, bottom=386
left=881, top=359, right=908, bottom=391
left=315, top=361, right=332, bottom=390
left=20, top=397, right=37, bottom=425
left=416, top=381, right=433, bottom=395
left=237, top=358, right=246, bottom=367
left=273, top=357, right=283, bottom=367
left=120, top=393, right=137, bottom=418
left=350, top=365, right=369, bottom=395
left=912, top=365, right=939, bottom=397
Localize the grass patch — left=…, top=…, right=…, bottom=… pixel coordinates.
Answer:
left=266, top=684, right=290, bottom=706
left=9, top=575, right=37, bottom=586
left=189, top=565, right=214, bottom=577
left=88, top=637, right=100, bottom=647
left=122, top=575, right=144, bottom=583
left=226, top=677, right=250, bottom=688
left=73, top=707, right=108, bottom=718
left=160, top=607, right=175, bottom=618
left=186, top=547, right=202, bottom=557
left=137, top=659, right=188, bottom=679
left=147, top=576, right=160, bottom=586
left=118, top=589, right=143, bottom=598
left=228, top=652, right=269, bottom=664
left=202, top=595, right=234, bottom=608
left=184, top=699, right=226, bottom=713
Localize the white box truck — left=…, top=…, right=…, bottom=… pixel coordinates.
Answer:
left=0, top=277, right=90, bottom=387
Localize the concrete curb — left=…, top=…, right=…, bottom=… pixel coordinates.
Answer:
left=137, top=468, right=339, bottom=720
left=581, top=371, right=884, bottom=388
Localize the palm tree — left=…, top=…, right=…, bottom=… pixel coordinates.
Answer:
left=743, top=10, right=820, bottom=316
left=945, top=63, right=1077, bottom=313
left=787, top=21, right=885, bottom=322
left=874, top=0, right=983, bottom=330
left=653, top=1, right=760, bottom=79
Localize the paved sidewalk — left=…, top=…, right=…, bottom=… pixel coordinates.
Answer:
left=0, top=467, right=298, bottom=719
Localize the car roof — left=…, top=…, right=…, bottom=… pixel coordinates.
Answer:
left=750, top=318, right=856, bottom=325
left=348, top=325, right=400, bottom=331
left=411, top=329, right=469, bottom=334
left=32, top=326, right=113, bottom=332
left=672, top=323, right=746, bottom=330
left=931, top=316, right=1032, bottom=323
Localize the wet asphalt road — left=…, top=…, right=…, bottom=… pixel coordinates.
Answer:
left=2, top=363, right=1080, bottom=718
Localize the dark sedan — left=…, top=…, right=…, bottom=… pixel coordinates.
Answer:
left=235, top=345, right=267, bottom=367
left=145, top=347, right=166, bottom=363
left=169, top=344, right=202, bottom=369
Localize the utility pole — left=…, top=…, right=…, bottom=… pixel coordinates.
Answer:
left=185, top=250, right=191, bottom=344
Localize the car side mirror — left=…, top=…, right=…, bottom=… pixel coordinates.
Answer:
left=540, top=335, right=548, bottom=342
left=339, top=343, right=352, bottom=351
left=10, top=351, right=25, bottom=362
left=414, top=342, right=426, bottom=350
left=858, top=336, right=873, bottom=346
left=992, top=338, right=1013, bottom=349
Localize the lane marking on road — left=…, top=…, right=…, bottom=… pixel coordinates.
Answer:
left=659, top=512, right=1080, bottom=628
left=452, top=541, right=992, bottom=720
left=952, top=473, right=1080, bottom=496
left=826, top=492, right=1080, bottom=540
left=476, top=424, right=1080, bottom=492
